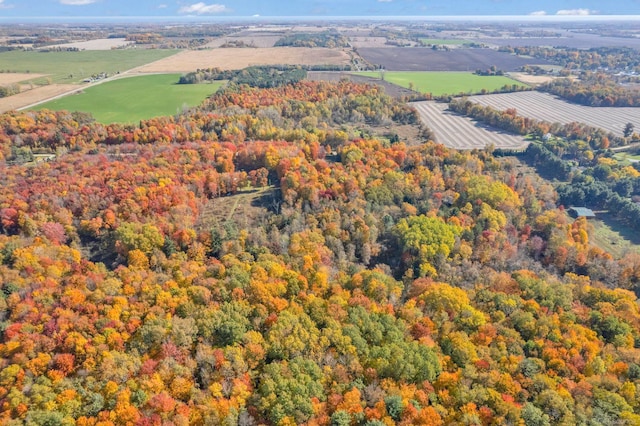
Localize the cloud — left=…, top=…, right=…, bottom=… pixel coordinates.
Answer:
left=556, top=8, right=597, bottom=15
left=178, top=2, right=227, bottom=14
left=529, top=10, right=547, bottom=16
left=59, top=0, right=97, bottom=4
left=378, top=0, right=393, bottom=2
left=158, top=4, right=168, bottom=8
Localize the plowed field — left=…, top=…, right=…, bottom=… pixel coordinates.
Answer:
left=468, top=91, right=640, bottom=137
left=356, top=47, right=551, bottom=71
left=412, top=101, right=529, bottom=150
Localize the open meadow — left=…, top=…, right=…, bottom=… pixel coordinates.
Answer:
left=354, top=71, right=527, bottom=95
left=468, top=91, right=640, bottom=137
left=32, top=74, right=224, bottom=123
left=412, top=101, right=529, bottom=149
left=0, top=49, right=179, bottom=84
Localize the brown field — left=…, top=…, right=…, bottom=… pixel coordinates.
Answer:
left=349, top=37, right=390, bottom=48
left=0, top=73, right=46, bottom=84
left=507, top=72, right=556, bottom=85
left=356, top=47, right=552, bottom=71
left=307, top=71, right=415, bottom=98
left=135, top=47, right=351, bottom=72
left=44, top=38, right=133, bottom=51
left=412, top=101, right=529, bottom=150
left=468, top=91, right=640, bottom=137
left=204, top=35, right=281, bottom=48
left=0, top=84, right=78, bottom=113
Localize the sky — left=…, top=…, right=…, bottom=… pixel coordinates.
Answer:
left=0, top=0, right=639, bottom=20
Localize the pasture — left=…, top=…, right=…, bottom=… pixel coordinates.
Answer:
left=353, top=71, right=527, bottom=96
left=356, top=47, right=552, bottom=71
left=411, top=101, right=529, bottom=150
left=33, top=74, right=224, bottom=124
left=0, top=49, right=179, bottom=84
left=468, top=91, right=640, bottom=137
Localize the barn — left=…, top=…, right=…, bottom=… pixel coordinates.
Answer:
left=568, top=207, right=596, bottom=219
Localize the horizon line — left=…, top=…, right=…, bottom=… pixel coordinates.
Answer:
left=2, top=14, right=640, bottom=23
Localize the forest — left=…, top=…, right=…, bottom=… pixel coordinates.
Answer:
left=1, top=80, right=640, bottom=425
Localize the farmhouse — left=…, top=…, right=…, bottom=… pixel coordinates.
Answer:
left=568, top=207, right=596, bottom=219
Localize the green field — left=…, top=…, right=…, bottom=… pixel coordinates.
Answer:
left=419, top=38, right=469, bottom=45
left=0, top=49, right=178, bottom=84
left=33, top=74, right=224, bottom=124
left=354, top=71, right=528, bottom=96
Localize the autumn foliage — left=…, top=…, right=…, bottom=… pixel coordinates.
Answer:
left=0, top=81, right=639, bottom=425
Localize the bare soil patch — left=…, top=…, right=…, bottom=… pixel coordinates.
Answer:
left=307, top=71, right=415, bottom=98
left=357, top=47, right=552, bottom=71
left=0, top=73, right=47, bottom=84
left=135, top=47, right=351, bottom=72
left=508, top=72, right=556, bottom=85
left=0, top=84, right=78, bottom=113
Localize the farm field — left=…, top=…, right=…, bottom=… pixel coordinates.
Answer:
left=0, top=49, right=179, bottom=84
left=420, top=38, right=469, bottom=45
left=507, top=72, right=556, bottom=86
left=412, top=101, right=529, bottom=150
left=467, top=91, right=640, bottom=137
left=353, top=71, right=526, bottom=95
left=33, top=74, right=223, bottom=124
left=135, top=47, right=350, bottom=72
left=0, top=72, right=46, bottom=84
left=44, top=38, right=134, bottom=51
left=0, top=84, right=77, bottom=113
left=476, top=31, right=640, bottom=49
left=356, top=47, right=552, bottom=71
left=204, top=34, right=281, bottom=48
left=349, top=37, right=389, bottom=48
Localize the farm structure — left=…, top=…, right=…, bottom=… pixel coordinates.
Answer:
left=467, top=91, right=640, bottom=137
left=569, top=207, right=596, bottom=219
left=355, top=47, right=552, bottom=71
left=412, top=101, right=529, bottom=150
